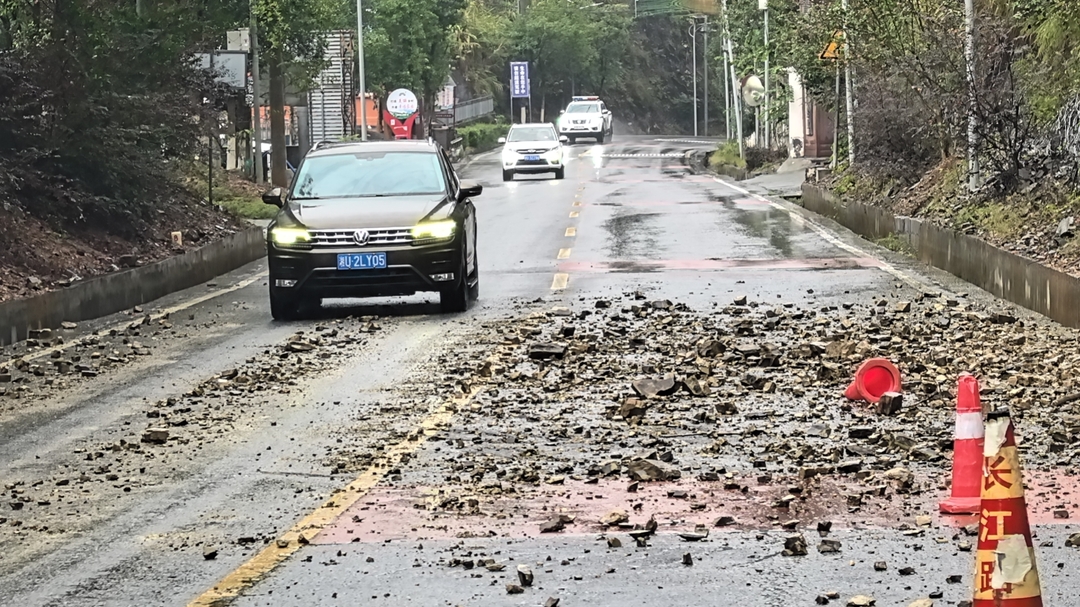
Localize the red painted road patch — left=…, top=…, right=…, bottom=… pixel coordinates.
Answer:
left=315, top=476, right=916, bottom=545
left=558, top=258, right=885, bottom=273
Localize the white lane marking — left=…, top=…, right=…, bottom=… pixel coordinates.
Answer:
left=711, top=176, right=944, bottom=294
left=20, top=271, right=269, bottom=364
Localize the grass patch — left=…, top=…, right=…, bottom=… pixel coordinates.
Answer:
left=217, top=195, right=278, bottom=220
left=708, top=141, right=746, bottom=170
left=875, top=233, right=915, bottom=256
left=952, top=201, right=1026, bottom=238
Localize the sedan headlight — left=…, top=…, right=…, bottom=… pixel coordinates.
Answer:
left=411, top=220, right=456, bottom=242
left=271, top=227, right=311, bottom=247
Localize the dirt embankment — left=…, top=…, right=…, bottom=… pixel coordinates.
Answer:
left=827, top=159, right=1080, bottom=279
left=0, top=181, right=246, bottom=304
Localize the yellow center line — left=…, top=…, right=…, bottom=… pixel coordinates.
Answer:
left=557, top=248, right=572, bottom=260
left=551, top=273, right=570, bottom=290
left=565, top=227, right=577, bottom=237
left=187, top=384, right=485, bottom=606
left=569, top=211, right=579, bottom=218
left=572, top=201, right=583, bottom=207
left=22, top=270, right=269, bottom=363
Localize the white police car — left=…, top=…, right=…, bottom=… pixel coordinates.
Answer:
left=557, top=96, right=613, bottom=144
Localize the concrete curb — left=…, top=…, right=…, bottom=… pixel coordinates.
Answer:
left=0, top=227, right=267, bottom=346
left=801, top=183, right=1080, bottom=329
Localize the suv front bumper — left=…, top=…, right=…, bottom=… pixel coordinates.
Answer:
left=268, top=239, right=461, bottom=300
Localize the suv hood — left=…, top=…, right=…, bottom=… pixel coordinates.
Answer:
left=285, top=194, right=450, bottom=230
left=505, top=141, right=560, bottom=153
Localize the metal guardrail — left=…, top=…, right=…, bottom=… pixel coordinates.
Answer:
left=455, top=97, right=494, bottom=125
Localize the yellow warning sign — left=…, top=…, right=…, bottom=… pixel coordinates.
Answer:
left=820, top=30, right=845, bottom=60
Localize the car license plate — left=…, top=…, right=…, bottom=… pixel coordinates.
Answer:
left=524, top=155, right=541, bottom=161
left=337, top=252, right=387, bottom=270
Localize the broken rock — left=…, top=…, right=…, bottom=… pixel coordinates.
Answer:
left=876, top=392, right=903, bottom=415
left=141, top=428, right=170, bottom=444
left=783, top=534, right=808, bottom=557
left=631, top=376, right=678, bottom=398
left=517, top=564, right=534, bottom=587
left=627, top=459, right=679, bottom=482
left=528, top=343, right=568, bottom=360
left=847, top=597, right=875, bottom=607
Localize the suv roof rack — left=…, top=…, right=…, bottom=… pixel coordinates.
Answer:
left=572, top=96, right=600, bottom=101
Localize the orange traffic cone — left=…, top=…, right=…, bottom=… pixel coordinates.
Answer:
left=940, top=374, right=984, bottom=514
left=973, top=409, right=1043, bottom=607
left=843, top=358, right=902, bottom=403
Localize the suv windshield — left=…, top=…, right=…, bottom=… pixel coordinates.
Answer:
left=292, top=151, right=446, bottom=199
left=566, top=103, right=600, bottom=114
left=508, top=126, right=557, bottom=142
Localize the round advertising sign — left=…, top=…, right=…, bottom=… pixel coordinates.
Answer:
left=386, top=89, right=419, bottom=121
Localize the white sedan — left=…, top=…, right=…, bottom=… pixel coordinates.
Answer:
left=498, top=123, right=567, bottom=182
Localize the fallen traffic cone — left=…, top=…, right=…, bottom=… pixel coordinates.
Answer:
left=843, top=358, right=901, bottom=403
left=940, top=374, right=984, bottom=514
left=973, top=409, right=1043, bottom=607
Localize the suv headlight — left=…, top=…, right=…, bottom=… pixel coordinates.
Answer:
left=271, top=227, right=312, bottom=247
left=411, top=220, right=456, bottom=243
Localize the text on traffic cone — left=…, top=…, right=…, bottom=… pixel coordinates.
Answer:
left=973, top=409, right=1042, bottom=607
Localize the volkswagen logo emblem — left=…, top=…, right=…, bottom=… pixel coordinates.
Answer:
left=353, top=230, right=370, bottom=246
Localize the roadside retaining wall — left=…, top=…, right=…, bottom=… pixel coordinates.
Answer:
left=0, top=227, right=266, bottom=346
left=800, top=184, right=1080, bottom=329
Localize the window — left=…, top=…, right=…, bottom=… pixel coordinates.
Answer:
left=507, top=126, right=557, bottom=142
left=292, top=151, right=446, bottom=199
left=805, top=101, right=815, bottom=137
left=566, top=103, right=600, bottom=114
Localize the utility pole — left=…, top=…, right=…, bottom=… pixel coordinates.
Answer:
left=690, top=21, right=698, bottom=137
left=761, top=0, right=769, bottom=149
left=356, top=0, right=368, bottom=141
left=965, top=0, right=979, bottom=191
left=842, top=0, right=854, bottom=165
left=703, top=15, right=709, bottom=137
left=250, top=3, right=263, bottom=184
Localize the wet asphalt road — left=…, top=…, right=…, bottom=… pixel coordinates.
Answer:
left=1, top=136, right=1076, bottom=607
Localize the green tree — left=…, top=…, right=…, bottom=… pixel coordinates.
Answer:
left=363, top=0, right=466, bottom=128
left=254, top=0, right=339, bottom=186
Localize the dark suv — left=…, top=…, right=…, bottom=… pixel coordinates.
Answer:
left=262, top=140, right=482, bottom=320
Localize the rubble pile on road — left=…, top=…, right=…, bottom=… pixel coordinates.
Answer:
left=426, top=290, right=1080, bottom=515
left=1, top=320, right=382, bottom=541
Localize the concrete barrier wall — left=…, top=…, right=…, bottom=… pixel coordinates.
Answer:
left=801, top=184, right=1080, bottom=329
left=0, top=227, right=266, bottom=346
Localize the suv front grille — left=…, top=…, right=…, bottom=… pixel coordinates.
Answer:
left=309, top=227, right=413, bottom=248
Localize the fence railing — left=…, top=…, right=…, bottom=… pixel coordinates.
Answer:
left=454, top=96, right=495, bottom=125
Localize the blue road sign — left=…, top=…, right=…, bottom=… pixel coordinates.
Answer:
left=510, top=62, right=530, bottom=99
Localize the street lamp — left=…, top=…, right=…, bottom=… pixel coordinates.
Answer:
left=357, top=0, right=368, bottom=141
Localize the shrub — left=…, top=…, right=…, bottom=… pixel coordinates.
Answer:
left=459, top=122, right=510, bottom=151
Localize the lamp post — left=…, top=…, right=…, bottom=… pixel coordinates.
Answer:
left=760, top=0, right=769, bottom=149
left=689, top=20, right=698, bottom=137
left=357, top=0, right=368, bottom=141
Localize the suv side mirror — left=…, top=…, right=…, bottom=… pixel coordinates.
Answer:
left=559, top=135, right=569, bottom=143
left=459, top=181, right=483, bottom=199
left=262, top=187, right=285, bottom=207
left=497, top=137, right=507, bottom=144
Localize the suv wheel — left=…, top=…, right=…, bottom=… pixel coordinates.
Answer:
left=502, top=169, right=514, bottom=182
left=554, top=167, right=565, bottom=180
left=269, top=290, right=300, bottom=321
left=440, top=246, right=471, bottom=313
left=597, top=132, right=606, bottom=144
